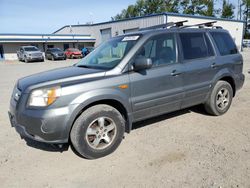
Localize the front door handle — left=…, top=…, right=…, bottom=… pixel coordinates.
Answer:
left=211, top=63, right=219, bottom=68
left=171, top=70, right=182, bottom=76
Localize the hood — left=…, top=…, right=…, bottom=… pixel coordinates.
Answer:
left=72, top=51, right=81, bottom=54
left=17, top=66, right=104, bottom=92
left=26, top=51, right=42, bottom=55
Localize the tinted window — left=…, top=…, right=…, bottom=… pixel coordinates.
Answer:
left=24, top=47, right=38, bottom=52
left=205, top=34, right=215, bottom=56
left=210, top=32, right=238, bottom=56
left=136, top=33, right=176, bottom=67
left=180, top=32, right=213, bottom=60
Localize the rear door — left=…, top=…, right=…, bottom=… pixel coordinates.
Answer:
left=129, top=33, right=185, bottom=121
left=178, top=31, right=218, bottom=108
left=209, top=31, right=243, bottom=76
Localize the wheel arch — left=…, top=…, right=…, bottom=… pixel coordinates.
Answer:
left=66, top=97, right=132, bottom=142
left=212, top=69, right=237, bottom=97
left=218, top=76, right=236, bottom=97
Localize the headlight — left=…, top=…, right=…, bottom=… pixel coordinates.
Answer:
left=28, top=86, right=61, bottom=107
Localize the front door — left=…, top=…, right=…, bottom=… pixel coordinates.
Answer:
left=129, top=33, right=184, bottom=122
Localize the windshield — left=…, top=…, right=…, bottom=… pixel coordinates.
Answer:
left=69, top=48, right=80, bottom=52
left=50, top=48, right=62, bottom=52
left=76, top=35, right=140, bottom=70
left=24, top=47, right=39, bottom=51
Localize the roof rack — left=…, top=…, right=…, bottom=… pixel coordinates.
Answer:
left=180, top=21, right=221, bottom=29
left=139, top=20, right=188, bottom=31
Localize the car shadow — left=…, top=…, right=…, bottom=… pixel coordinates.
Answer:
left=23, top=137, right=69, bottom=152
left=21, top=104, right=209, bottom=154
left=132, top=104, right=210, bottom=130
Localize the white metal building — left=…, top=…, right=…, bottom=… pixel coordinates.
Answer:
left=54, top=12, right=245, bottom=50
left=0, top=12, right=245, bottom=61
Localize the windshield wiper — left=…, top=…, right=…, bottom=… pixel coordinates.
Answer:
left=76, top=65, right=93, bottom=68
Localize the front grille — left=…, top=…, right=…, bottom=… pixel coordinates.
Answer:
left=32, top=53, right=42, bottom=57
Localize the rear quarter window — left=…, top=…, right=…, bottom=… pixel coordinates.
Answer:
left=210, top=32, right=238, bottom=56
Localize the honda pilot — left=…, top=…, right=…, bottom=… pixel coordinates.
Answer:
left=9, top=22, right=245, bottom=159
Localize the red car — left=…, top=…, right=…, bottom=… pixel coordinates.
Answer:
left=65, top=48, right=83, bottom=59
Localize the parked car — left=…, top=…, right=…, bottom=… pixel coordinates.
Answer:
left=17, top=46, right=44, bottom=63
left=243, top=39, right=250, bottom=48
left=45, top=48, right=66, bottom=61
left=9, top=22, right=244, bottom=159
left=65, top=48, right=83, bottom=59
left=82, top=47, right=94, bottom=57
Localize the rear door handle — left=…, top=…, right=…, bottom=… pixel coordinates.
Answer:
left=171, top=70, right=182, bottom=76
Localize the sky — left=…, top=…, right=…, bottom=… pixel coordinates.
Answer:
left=0, top=0, right=240, bottom=34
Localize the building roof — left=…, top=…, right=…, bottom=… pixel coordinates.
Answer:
left=53, top=12, right=245, bottom=34
left=0, top=33, right=95, bottom=43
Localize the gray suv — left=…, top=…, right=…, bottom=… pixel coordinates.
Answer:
left=9, top=23, right=245, bottom=159
left=17, top=46, right=44, bottom=63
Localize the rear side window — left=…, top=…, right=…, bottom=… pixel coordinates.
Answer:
left=210, top=32, right=238, bottom=56
left=179, top=32, right=214, bottom=60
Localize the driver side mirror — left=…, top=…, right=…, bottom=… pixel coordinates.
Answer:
left=133, top=57, right=152, bottom=71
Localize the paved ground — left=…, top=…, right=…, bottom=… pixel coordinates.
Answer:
left=0, top=54, right=250, bottom=188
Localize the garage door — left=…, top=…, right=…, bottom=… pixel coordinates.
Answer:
left=100, top=28, right=111, bottom=42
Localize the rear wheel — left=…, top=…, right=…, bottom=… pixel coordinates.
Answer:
left=204, top=81, right=233, bottom=116
left=70, top=104, right=125, bottom=159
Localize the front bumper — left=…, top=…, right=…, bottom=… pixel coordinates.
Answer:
left=54, top=56, right=66, bottom=60
left=27, top=56, right=44, bottom=61
left=8, top=92, right=77, bottom=144
left=71, top=54, right=82, bottom=58
left=8, top=111, right=69, bottom=144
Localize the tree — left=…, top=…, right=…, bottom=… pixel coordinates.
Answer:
left=173, top=0, right=216, bottom=16
left=221, top=0, right=235, bottom=19
left=112, top=0, right=181, bottom=20
left=112, top=0, right=218, bottom=20
left=242, top=0, right=250, bottom=38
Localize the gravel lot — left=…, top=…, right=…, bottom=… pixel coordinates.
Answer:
left=0, top=53, right=250, bottom=188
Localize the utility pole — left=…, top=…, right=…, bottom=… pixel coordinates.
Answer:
left=237, top=0, right=240, bottom=20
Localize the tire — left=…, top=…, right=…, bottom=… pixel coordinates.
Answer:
left=204, top=81, right=233, bottom=116
left=24, top=56, right=28, bottom=63
left=70, top=104, right=125, bottom=159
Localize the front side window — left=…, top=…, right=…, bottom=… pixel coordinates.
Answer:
left=180, top=32, right=213, bottom=60
left=76, top=35, right=140, bottom=70
left=210, top=32, right=238, bottom=56
left=135, top=33, right=176, bottom=67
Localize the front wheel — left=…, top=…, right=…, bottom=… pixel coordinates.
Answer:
left=204, top=81, right=233, bottom=116
left=24, top=56, right=28, bottom=63
left=70, top=104, right=125, bottom=159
